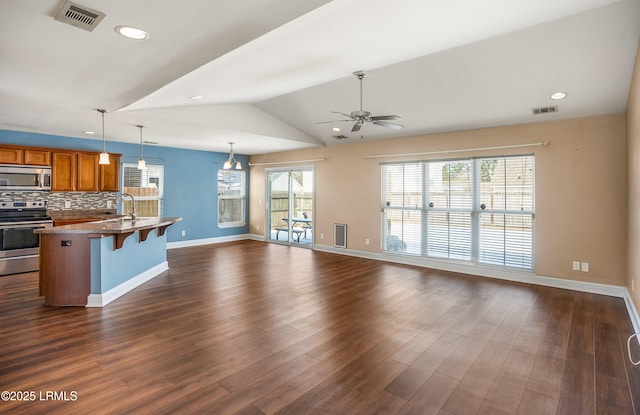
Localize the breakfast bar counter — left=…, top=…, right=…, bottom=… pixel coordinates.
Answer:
left=36, top=217, right=181, bottom=307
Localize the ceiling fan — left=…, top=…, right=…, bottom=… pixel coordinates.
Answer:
left=316, top=71, right=404, bottom=133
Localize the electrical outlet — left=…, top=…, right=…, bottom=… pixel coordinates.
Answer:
left=256, top=225, right=260, bottom=231
left=320, top=233, right=324, bottom=240
left=365, top=238, right=370, bottom=246
left=64, top=200, right=71, bottom=209
left=107, top=201, right=112, bottom=208
left=581, top=262, right=589, bottom=272
left=572, top=261, right=580, bottom=271
left=181, top=230, right=186, bottom=237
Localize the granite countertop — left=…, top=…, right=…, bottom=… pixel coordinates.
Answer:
left=35, top=216, right=182, bottom=235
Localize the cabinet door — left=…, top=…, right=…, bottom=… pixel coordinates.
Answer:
left=24, top=149, right=51, bottom=166
left=100, top=154, right=120, bottom=191
left=52, top=152, right=75, bottom=191
left=76, top=153, right=99, bottom=191
left=0, top=147, right=23, bottom=164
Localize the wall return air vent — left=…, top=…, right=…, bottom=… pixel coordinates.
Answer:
left=54, top=0, right=106, bottom=32
left=531, top=105, right=558, bottom=115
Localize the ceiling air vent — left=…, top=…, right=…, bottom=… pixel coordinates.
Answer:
left=531, top=105, right=558, bottom=115
left=54, top=1, right=106, bottom=32
left=332, top=135, right=349, bottom=140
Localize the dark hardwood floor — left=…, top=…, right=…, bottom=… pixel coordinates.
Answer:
left=1, top=240, right=639, bottom=414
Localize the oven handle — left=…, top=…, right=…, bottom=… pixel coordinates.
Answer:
left=0, top=221, right=52, bottom=229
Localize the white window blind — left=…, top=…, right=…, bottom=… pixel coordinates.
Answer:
left=382, top=155, right=534, bottom=270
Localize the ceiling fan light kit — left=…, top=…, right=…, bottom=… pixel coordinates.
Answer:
left=316, top=70, right=404, bottom=135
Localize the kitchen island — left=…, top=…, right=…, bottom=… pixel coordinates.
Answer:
left=35, top=216, right=181, bottom=307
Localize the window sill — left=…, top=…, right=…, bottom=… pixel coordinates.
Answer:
left=218, top=222, right=246, bottom=229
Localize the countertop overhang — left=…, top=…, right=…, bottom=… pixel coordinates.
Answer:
left=35, top=216, right=182, bottom=250
left=35, top=216, right=182, bottom=235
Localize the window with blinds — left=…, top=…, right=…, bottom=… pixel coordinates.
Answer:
left=218, top=170, right=246, bottom=228
left=382, top=155, right=534, bottom=270
left=122, top=164, right=163, bottom=217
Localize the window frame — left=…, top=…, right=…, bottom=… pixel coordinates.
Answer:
left=217, top=169, right=247, bottom=228
left=121, top=163, right=164, bottom=217
left=381, top=154, right=535, bottom=271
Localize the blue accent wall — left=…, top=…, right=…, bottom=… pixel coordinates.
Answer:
left=0, top=129, right=249, bottom=242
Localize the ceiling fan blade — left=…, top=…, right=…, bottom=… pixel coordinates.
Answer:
left=370, top=115, right=401, bottom=121
left=351, top=123, right=362, bottom=132
left=332, top=111, right=354, bottom=119
left=314, top=119, right=352, bottom=124
left=372, top=120, right=404, bottom=130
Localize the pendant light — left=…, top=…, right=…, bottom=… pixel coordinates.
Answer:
left=136, top=125, right=147, bottom=170
left=223, top=142, right=242, bottom=170
left=97, top=109, right=110, bottom=165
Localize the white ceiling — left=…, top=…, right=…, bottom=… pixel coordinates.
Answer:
left=1, top=0, right=639, bottom=155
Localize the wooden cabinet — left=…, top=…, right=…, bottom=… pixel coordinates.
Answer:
left=24, top=149, right=51, bottom=166
left=100, top=154, right=120, bottom=192
left=52, top=151, right=119, bottom=192
left=0, top=145, right=51, bottom=165
left=3, top=144, right=118, bottom=191
left=0, top=147, right=23, bottom=164
left=52, top=152, right=75, bottom=191
left=76, top=153, right=99, bottom=191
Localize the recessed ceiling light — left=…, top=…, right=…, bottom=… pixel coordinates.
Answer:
left=190, top=95, right=204, bottom=100
left=332, top=127, right=341, bottom=132
left=550, top=92, right=567, bottom=100
left=84, top=131, right=96, bottom=135
left=115, top=25, right=149, bottom=40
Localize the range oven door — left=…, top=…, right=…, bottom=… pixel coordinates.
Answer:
left=0, top=221, right=51, bottom=258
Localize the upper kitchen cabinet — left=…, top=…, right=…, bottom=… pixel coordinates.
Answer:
left=76, top=153, right=99, bottom=191
left=99, top=154, right=120, bottom=192
left=0, top=146, right=23, bottom=164
left=24, top=149, right=51, bottom=166
left=51, top=151, right=120, bottom=192
left=0, top=145, right=51, bottom=165
left=51, top=152, right=75, bottom=191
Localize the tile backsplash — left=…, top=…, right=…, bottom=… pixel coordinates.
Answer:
left=0, top=191, right=119, bottom=210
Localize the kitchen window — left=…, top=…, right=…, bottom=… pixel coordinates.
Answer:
left=122, top=164, right=164, bottom=217
left=218, top=170, right=246, bottom=228
left=382, top=155, right=534, bottom=270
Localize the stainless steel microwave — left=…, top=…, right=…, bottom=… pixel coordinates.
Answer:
left=0, top=164, right=51, bottom=191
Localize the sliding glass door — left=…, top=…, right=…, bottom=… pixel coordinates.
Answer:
left=266, top=167, right=314, bottom=247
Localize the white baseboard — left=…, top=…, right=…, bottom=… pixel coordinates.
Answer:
left=86, top=261, right=169, bottom=307
left=167, top=234, right=250, bottom=249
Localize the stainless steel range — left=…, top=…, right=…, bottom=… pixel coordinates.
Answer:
left=0, top=200, right=52, bottom=276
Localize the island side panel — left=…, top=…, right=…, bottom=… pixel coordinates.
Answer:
left=40, top=233, right=90, bottom=306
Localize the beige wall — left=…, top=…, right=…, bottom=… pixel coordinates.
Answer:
left=250, top=113, right=628, bottom=286
left=628, top=41, right=640, bottom=310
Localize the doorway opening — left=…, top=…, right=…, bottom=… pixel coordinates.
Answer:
left=266, top=167, right=314, bottom=247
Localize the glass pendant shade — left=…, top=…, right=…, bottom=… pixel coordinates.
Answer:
left=99, top=152, right=110, bottom=165
left=223, top=142, right=241, bottom=170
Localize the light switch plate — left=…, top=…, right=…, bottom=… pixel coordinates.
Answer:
left=581, top=262, right=589, bottom=272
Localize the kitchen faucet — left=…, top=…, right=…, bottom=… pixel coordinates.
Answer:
left=115, top=192, right=136, bottom=221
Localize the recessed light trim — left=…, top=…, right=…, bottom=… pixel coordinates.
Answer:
left=115, top=25, right=149, bottom=40
left=190, top=95, right=204, bottom=100
left=550, top=92, right=567, bottom=100
left=84, top=130, right=96, bottom=135
left=332, top=127, right=341, bottom=132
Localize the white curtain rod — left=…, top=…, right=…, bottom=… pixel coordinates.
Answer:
left=248, top=158, right=326, bottom=167
left=364, top=141, right=550, bottom=159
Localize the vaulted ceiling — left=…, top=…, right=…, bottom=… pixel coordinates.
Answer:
left=1, top=0, right=639, bottom=155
